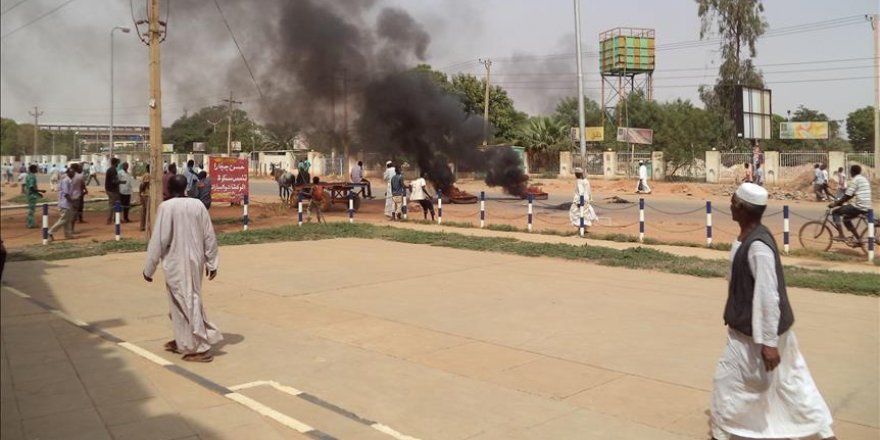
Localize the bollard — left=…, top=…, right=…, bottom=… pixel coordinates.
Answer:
left=115, top=202, right=121, bottom=241
left=297, top=192, right=303, bottom=226
left=868, top=209, right=875, bottom=263
left=437, top=189, right=443, bottom=224
left=527, top=194, right=534, bottom=232
left=402, top=195, right=408, bottom=220
left=783, top=205, right=790, bottom=255
left=480, top=191, right=486, bottom=228
left=639, top=198, right=645, bottom=243
left=42, top=203, right=49, bottom=245
left=348, top=193, right=355, bottom=224
left=706, top=201, right=712, bottom=246
left=579, top=195, right=585, bottom=238
left=243, top=194, right=249, bottom=231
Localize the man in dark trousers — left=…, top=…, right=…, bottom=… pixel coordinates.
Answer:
left=105, top=157, right=124, bottom=224
left=710, top=183, right=835, bottom=440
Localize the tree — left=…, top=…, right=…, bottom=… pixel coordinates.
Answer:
left=164, top=105, right=261, bottom=153
left=697, top=0, right=768, bottom=144
left=448, top=73, right=524, bottom=142
left=0, top=118, right=21, bottom=157
left=515, top=116, right=569, bottom=166
left=846, top=106, right=874, bottom=152
left=553, top=96, right=603, bottom=128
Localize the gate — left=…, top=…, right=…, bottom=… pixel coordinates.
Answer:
left=719, top=151, right=751, bottom=182
left=572, top=152, right=604, bottom=175
left=780, top=151, right=827, bottom=181
left=616, top=151, right=652, bottom=177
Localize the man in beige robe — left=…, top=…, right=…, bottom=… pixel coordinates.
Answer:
left=143, top=175, right=222, bottom=362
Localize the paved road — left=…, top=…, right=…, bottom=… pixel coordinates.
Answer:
left=3, top=240, right=877, bottom=439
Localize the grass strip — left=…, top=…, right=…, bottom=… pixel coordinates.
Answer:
left=6, top=222, right=878, bottom=296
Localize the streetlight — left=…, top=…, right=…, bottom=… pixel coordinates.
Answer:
left=73, top=131, right=80, bottom=159
left=109, top=26, right=131, bottom=160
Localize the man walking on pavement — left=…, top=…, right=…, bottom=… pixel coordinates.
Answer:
left=48, top=167, right=76, bottom=240
left=409, top=171, right=435, bottom=221
left=24, top=164, right=44, bottom=228
left=636, top=160, right=651, bottom=194
left=383, top=160, right=395, bottom=218
left=69, top=164, right=85, bottom=233
left=710, top=182, right=836, bottom=440
left=143, top=175, right=222, bottom=363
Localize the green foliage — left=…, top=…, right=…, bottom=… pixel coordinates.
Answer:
left=553, top=96, right=603, bottom=128
left=448, top=73, right=524, bottom=142
left=846, top=106, right=874, bottom=152
left=515, top=116, right=569, bottom=154
left=164, top=106, right=262, bottom=153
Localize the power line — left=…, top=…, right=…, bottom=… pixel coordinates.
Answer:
left=496, top=75, right=874, bottom=91
left=0, top=0, right=77, bottom=40
left=0, top=0, right=32, bottom=16
left=213, top=0, right=264, bottom=101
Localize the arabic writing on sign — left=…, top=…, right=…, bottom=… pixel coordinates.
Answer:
left=208, top=157, right=249, bottom=203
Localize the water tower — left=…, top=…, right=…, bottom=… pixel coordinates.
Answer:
left=600, top=27, right=656, bottom=125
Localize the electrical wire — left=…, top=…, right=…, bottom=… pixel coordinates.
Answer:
left=213, top=0, right=264, bottom=101
left=0, top=0, right=32, bottom=16
left=0, top=0, right=77, bottom=40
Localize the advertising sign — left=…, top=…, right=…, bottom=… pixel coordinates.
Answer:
left=231, top=141, right=242, bottom=152
left=193, top=142, right=206, bottom=152
left=616, top=127, right=653, bottom=145
left=735, top=86, right=772, bottom=139
left=779, top=122, right=829, bottom=140
left=570, top=127, right=605, bottom=142
left=208, top=156, right=248, bottom=204
left=162, top=144, right=174, bottom=153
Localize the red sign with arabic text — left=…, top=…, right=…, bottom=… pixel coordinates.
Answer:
left=208, top=156, right=248, bottom=203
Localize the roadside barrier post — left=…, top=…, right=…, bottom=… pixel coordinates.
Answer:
left=437, top=189, right=443, bottom=224
left=297, top=192, right=303, bottom=226
left=868, top=209, right=875, bottom=263
left=527, top=194, right=534, bottom=232
left=639, top=198, right=645, bottom=243
left=479, top=191, right=486, bottom=228
left=114, top=202, right=121, bottom=241
left=243, top=194, right=249, bottom=231
left=42, top=203, right=49, bottom=245
left=579, top=195, right=585, bottom=238
left=783, top=205, right=790, bottom=255
left=402, top=195, right=408, bottom=220
left=706, top=201, right=712, bottom=246
left=348, top=193, right=355, bottom=224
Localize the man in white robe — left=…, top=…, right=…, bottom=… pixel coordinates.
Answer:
left=143, top=174, right=222, bottom=363
left=711, top=183, right=835, bottom=440
left=636, top=160, right=651, bottom=194
left=569, top=167, right=598, bottom=230
left=383, top=160, right=395, bottom=218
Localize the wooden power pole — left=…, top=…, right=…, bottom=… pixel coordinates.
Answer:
left=222, top=91, right=242, bottom=156
left=29, top=106, right=43, bottom=157
left=147, top=0, right=163, bottom=239
left=479, top=59, right=492, bottom=146
left=871, top=14, right=879, bottom=177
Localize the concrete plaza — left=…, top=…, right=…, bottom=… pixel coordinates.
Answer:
left=2, top=238, right=878, bottom=439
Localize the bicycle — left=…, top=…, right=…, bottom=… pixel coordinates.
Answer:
left=798, top=206, right=874, bottom=255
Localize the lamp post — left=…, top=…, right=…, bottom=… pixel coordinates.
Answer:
left=109, top=26, right=131, bottom=160
left=73, top=131, right=79, bottom=159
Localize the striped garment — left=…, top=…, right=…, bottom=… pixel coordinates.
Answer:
left=845, top=174, right=872, bottom=211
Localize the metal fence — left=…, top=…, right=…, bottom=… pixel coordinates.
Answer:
left=719, top=152, right=751, bottom=182
left=780, top=151, right=828, bottom=181
left=616, top=151, right=652, bottom=176
left=321, top=156, right=346, bottom=177
left=572, top=152, right=604, bottom=175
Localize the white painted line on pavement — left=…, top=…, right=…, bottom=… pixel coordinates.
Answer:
left=225, top=392, right=316, bottom=433
left=3, top=286, right=31, bottom=298
left=229, top=380, right=273, bottom=391
left=50, top=309, right=89, bottom=327
left=118, top=342, right=174, bottom=366
left=371, top=423, right=422, bottom=440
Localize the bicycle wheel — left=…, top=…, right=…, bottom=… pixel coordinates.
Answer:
left=853, top=219, right=869, bottom=255
left=799, top=221, right=832, bottom=252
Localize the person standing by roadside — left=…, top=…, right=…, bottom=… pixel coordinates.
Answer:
left=195, top=171, right=212, bottom=210
left=754, top=162, right=765, bottom=187
left=139, top=164, right=152, bottom=231
left=569, top=167, right=599, bottom=232
left=86, top=162, right=101, bottom=186
left=834, top=166, right=847, bottom=200
left=49, top=164, right=60, bottom=192
left=811, top=164, right=826, bottom=201
left=163, top=163, right=177, bottom=201
left=383, top=161, right=395, bottom=218
left=48, top=167, right=76, bottom=240
left=104, top=157, right=124, bottom=224
left=710, top=183, right=836, bottom=440
left=183, top=159, right=198, bottom=196
left=819, top=164, right=833, bottom=200
left=24, top=164, right=44, bottom=229
left=636, top=160, right=652, bottom=194
left=307, top=176, right=326, bottom=223
left=69, top=163, right=85, bottom=232
left=390, top=166, right=406, bottom=221
left=119, top=162, right=133, bottom=223
left=743, top=162, right=753, bottom=183
left=408, top=171, right=435, bottom=221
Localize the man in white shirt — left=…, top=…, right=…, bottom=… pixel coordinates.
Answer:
left=712, top=183, right=835, bottom=440
left=383, top=160, right=395, bottom=218
left=408, top=171, right=435, bottom=221
left=350, top=160, right=373, bottom=199
left=118, top=162, right=134, bottom=223
left=635, top=160, right=651, bottom=194
left=830, top=164, right=873, bottom=241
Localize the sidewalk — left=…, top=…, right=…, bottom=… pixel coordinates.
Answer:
left=381, top=221, right=880, bottom=275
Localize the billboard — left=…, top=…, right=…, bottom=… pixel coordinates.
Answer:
left=735, top=86, right=772, bottom=139
left=208, top=156, right=248, bottom=204
left=231, top=141, right=242, bottom=152
left=193, top=142, right=206, bottom=152
left=162, top=144, right=174, bottom=153
left=570, top=127, right=605, bottom=142
left=780, top=122, right=829, bottom=140
left=616, top=127, right=653, bottom=145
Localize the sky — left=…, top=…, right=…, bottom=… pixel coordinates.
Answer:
left=0, top=0, right=877, bottom=130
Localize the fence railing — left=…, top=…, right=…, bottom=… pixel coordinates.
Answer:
left=719, top=152, right=751, bottom=182
left=572, top=152, right=604, bottom=175
left=616, top=152, right=652, bottom=176
left=780, top=151, right=828, bottom=181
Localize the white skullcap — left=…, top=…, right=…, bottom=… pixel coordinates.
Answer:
left=573, top=167, right=584, bottom=174
left=386, top=160, right=393, bottom=166
left=735, top=182, right=768, bottom=206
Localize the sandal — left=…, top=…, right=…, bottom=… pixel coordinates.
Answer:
left=182, top=352, right=213, bottom=363
left=163, top=340, right=180, bottom=354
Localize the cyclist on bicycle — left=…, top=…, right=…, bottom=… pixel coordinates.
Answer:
left=829, top=164, right=872, bottom=242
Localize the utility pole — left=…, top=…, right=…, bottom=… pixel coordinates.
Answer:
left=29, top=106, right=43, bottom=157
left=146, top=0, right=164, bottom=239
left=222, top=91, right=242, bottom=156
left=870, top=14, right=879, bottom=176
left=573, top=0, right=586, bottom=157
left=479, top=58, right=492, bottom=145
